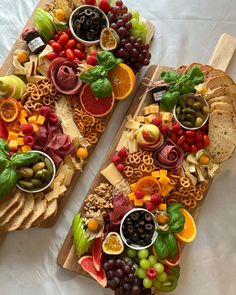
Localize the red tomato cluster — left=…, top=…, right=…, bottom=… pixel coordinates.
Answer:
left=169, top=123, right=210, bottom=153
left=47, top=29, right=86, bottom=61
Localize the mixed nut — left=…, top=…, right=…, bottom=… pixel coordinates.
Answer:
left=175, top=95, right=210, bottom=128
left=17, top=155, right=54, bottom=190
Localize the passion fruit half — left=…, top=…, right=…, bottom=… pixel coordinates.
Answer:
left=102, top=232, right=124, bottom=255
left=100, top=27, right=120, bottom=51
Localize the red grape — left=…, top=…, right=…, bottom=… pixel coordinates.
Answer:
left=118, top=27, right=127, bottom=36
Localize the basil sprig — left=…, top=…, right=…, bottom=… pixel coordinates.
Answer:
left=160, top=66, right=204, bottom=111
left=80, top=51, right=122, bottom=98
left=0, top=139, right=40, bottom=200
left=154, top=203, right=185, bottom=260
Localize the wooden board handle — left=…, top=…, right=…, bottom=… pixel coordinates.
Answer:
left=208, top=33, right=236, bottom=71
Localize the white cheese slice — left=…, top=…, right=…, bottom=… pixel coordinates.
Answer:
left=125, top=120, right=140, bottom=130
left=187, top=154, right=199, bottom=165
left=101, top=163, right=124, bottom=186
left=185, top=172, right=198, bottom=186
left=64, top=169, right=74, bottom=186
left=62, top=118, right=82, bottom=147
left=59, top=185, right=67, bottom=195
left=196, top=166, right=205, bottom=182
left=182, top=160, right=190, bottom=173
left=52, top=173, right=65, bottom=186
left=116, top=131, right=129, bottom=151
left=189, top=163, right=196, bottom=173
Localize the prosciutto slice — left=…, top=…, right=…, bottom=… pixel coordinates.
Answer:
left=154, top=138, right=184, bottom=170
left=109, top=193, right=133, bottom=226
left=48, top=57, right=82, bottom=95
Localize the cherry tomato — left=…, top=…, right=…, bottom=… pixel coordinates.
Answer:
left=76, top=42, right=85, bottom=52
left=90, top=50, right=97, bottom=57
left=58, top=31, right=64, bottom=36
left=73, top=49, right=84, bottom=59
left=195, top=130, right=203, bottom=142
left=65, top=39, right=77, bottom=49
left=190, top=144, right=198, bottom=154
left=49, top=40, right=55, bottom=46
left=196, top=142, right=204, bottom=150
left=185, top=130, right=195, bottom=138
left=200, top=124, right=208, bottom=132
left=177, top=129, right=184, bottom=136
left=66, top=28, right=73, bottom=38
left=171, top=122, right=182, bottom=134
left=203, top=135, right=210, bottom=147
left=58, top=50, right=67, bottom=58
left=54, top=34, right=60, bottom=41
left=182, top=143, right=190, bottom=152
left=186, top=137, right=195, bottom=145
left=51, top=42, right=63, bottom=52
left=170, top=133, right=177, bottom=143
left=177, top=135, right=185, bottom=146
left=66, top=49, right=75, bottom=60
left=58, top=33, right=69, bottom=46
left=47, top=52, right=58, bottom=61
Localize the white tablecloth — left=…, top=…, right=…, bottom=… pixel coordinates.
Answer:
left=0, top=1, right=236, bottom=294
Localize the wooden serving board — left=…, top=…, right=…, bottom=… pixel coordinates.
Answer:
left=57, top=33, right=236, bottom=278
left=0, top=0, right=155, bottom=228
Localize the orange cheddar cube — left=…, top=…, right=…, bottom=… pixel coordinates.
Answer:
left=159, top=203, right=167, bottom=211
left=19, top=117, right=28, bottom=125
left=20, top=110, right=29, bottom=119
left=128, top=193, right=135, bottom=200
left=36, top=115, right=46, bottom=126
left=17, top=137, right=25, bottom=146
left=8, top=131, right=18, bottom=140
left=28, top=116, right=37, bottom=124
left=12, top=122, right=21, bottom=132
left=152, top=171, right=160, bottom=178
left=159, top=176, right=170, bottom=185
left=18, top=131, right=25, bottom=137
left=130, top=183, right=136, bottom=192
left=159, top=170, right=167, bottom=178
left=32, top=124, right=39, bottom=133
left=134, top=198, right=144, bottom=207
left=21, top=145, right=32, bottom=152
left=9, top=140, right=18, bottom=151
left=143, top=195, right=151, bottom=202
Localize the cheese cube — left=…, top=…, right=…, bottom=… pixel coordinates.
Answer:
left=17, top=137, right=25, bottom=146
left=130, top=183, right=136, bottom=192
left=159, top=176, right=170, bottom=185
left=21, top=145, right=32, bottom=152
left=144, top=114, right=157, bottom=123
left=9, top=140, right=18, bottom=151
left=134, top=198, right=144, bottom=206
left=159, top=170, right=167, bottom=177
left=128, top=193, right=135, bottom=200
left=20, top=110, right=28, bottom=118
left=8, top=131, right=18, bottom=140
left=28, top=116, right=37, bottom=124
left=36, top=115, right=46, bottom=126
left=12, top=122, right=20, bottom=132
left=162, top=112, right=173, bottom=122
left=19, top=117, right=28, bottom=125
left=135, top=116, right=145, bottom=123
left=32, top=124, right=39, bottom=133
left=159, top=204, right=167, bottom=211
left=152, top=171, right=160, bottom=178
left=143, top=195, right=151, bottom=202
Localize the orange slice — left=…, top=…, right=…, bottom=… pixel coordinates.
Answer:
left=108, top=63, right=136, bottom=100
left=175, top=208, right=197, bottom=243
left=0, top=98, right=21, bottom=123
left=135, top=176, right=161, bottom=195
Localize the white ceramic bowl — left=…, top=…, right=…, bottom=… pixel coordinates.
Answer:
left=173, top=94, right=209, bottom=130
left=120, top=208, right=158, bottom=251
left=16, top=150, right=56, bottom=194
left=69, top=5, right=109, bottom=46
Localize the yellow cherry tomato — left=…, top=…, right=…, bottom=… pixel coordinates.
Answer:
left=76, top=147, right=88, bottom=159
left=55, top=9, right=66, bottom=21
left=16, top=50, right=29, bottom=64
left=87, top=219, right=99, bottom=231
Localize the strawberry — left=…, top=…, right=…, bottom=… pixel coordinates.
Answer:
left=171, top=122, right=181, bottom=133
left=84, top=0, right=96, bottom=4
left=151, top=193, right=162, bottom=206
left=135, top=191, right=144, bottom=199
left=24, top=135, right=35, bottom=147
left=118, top=148, right=129, bottom=159
left=112, top=154, right=121, bottom=165
left=142, top=130, right=153, bottom=142
left=39, top=106, right=52, bottom=118
left=145, top=201, right=155, bottom=211
left=98, top=0, right=112, bottom=12
left=151, top=118, right=162, bottom=127
left=20, top=124, right=33, bottom=135
left=117, top=163, right=124, bottom=171
left=86, top=55, right=97, bottom=66
left=146, top=267, right=158, bottom=280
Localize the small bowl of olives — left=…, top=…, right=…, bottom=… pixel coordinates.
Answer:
left=69, top=5, right=109, bottom=46
left=120, top=208, right=158, bottom=250
left=16, top=151, right=56, bottom=193
left=173, top=94, right=210, bottom=130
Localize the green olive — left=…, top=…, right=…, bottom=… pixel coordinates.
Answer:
left=187, top=97, right=195, bottom=106
left=182, top=107, right=196, bottom=115
left=178, top=97, right=186, bottom=109
left=192, top=101, right=203, bottom=110
left=202, top=105, right=210, bottom=114
left=182, top=95, right=189, bottom=105
left=31, top=179, right=43, bottom=187
left=34, top=170, right=43, bottom=179
left=195, top=117, right=204, bottom=127
left=42, top=169, right=51, bottom=183
left=18, top=167, right=34, bottom=178
left=44, top=158, right=53, bottom=174
left=186, top=114, right=196, bottom=124
left=32, top=162, right=45, bottom=172
left=176, top=106, right=181, bottom=115
left=18, top=180, right=34, bottom=189
left=182, top=121, right=194, bottom=127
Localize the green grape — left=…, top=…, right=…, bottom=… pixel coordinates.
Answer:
left=132, top=11, right=140, bottom=21
left=138, top=249, right=149, bottom=259
left=127, top=248, right=137, bottom=258
left=153, top=280, right=161, bottom=289
left=154, top=263, right=164, bottom=274
left=148, top=255, right=157, bottom=266
left=143, top=277, right=153, bottom=289
left=157, top=272, right=168, bottom=282
left=134, top=264, right=139, bottom=276
left=137, top=268, right=146, bottom=279
left=130, top=18, right=139, bottom=27
left=140, top=259, right=151, bottom=270
left=137, top=21, right=147, bottom=31
left=140, top=32, right=147, bottom=43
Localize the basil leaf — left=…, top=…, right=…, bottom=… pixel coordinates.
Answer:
left=187, top=66, right=204, bottom=85
left=167, top=203, right=185, bottom=233
left=160, top=91, right=180, bottom=111
left=10, top=152, right=40, bottom=167
left=164, top=233, right=178, bottom=258
left=167, top=203, right=183, bottom=213
left=0, top=138, right=10, bottom=154
left=153, top=235, right=169, bottom=260
left=97, top=51, right=121, bottom=71
left=0, top=156, right=9, bottom=173
left=91, top=77, right=113, bottom=99
left=180, top=79, right=195, bottom=94
left=0, top=167, right=17, bottom=200
left=80, top=65, right=107, bottom=83
left=160, top=71, right=181, bottom=83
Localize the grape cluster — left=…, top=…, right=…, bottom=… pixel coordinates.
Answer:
left=116, top=36, right=151, bottom=73
left=107, top=1, right=132, bottom=38
left=103, top=257, right=152, bottom=295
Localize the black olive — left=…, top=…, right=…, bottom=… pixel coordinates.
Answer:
left=144, top=213, right=152, bottom=222
left=139, top=233, right=146, bottom=239
left=139, top=220, right=145, bottom=227
left=145, top=224, right=154, bottom=232
left=125, top=217, right=131, bottom=224
left=126, top=239, right=132, bottom=245
left=132, top=233, right=139, bottom=242
left=144, top=236, right=152, bottom=245
left=84, top=8, right=93, bottom=16
left=86, top=19, right=92, bottom=26
left=78, top=15, right=86, bottom=24
left=137, top=227, right=144, bottom=234
left=130, top=212, right=139, bottom=221
left=139, top=240, right=146, bottom=246
left=127, top=224, right=134, bottom=234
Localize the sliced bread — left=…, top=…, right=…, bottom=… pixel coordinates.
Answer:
left=0, top=191, right=21, bottom=219
left=206, top=75, right=234, bottom=90
left=203, top=69, right=225, bottom=82
left=210, top=102, right=235, bottom=114
left=208, top=96, right=233, bottom=106
left=204, top=85, right=236, bottom=100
